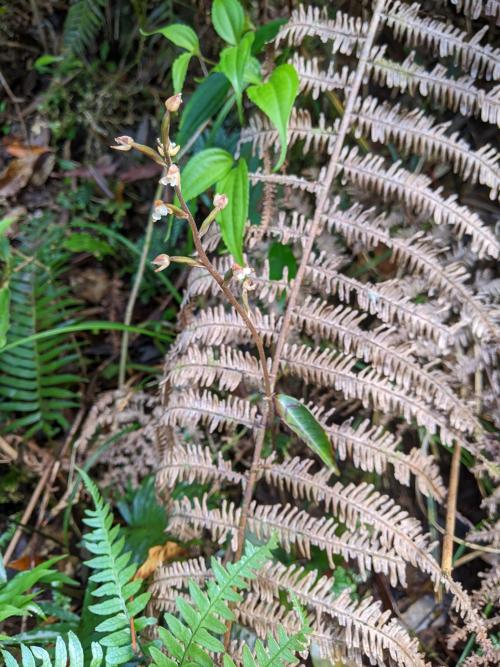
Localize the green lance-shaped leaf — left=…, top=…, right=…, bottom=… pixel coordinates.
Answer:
left=212, top=0, right=245, bottom=45
left=177, top=73, right=230, bottom=146
left=172, top=52, right=192, bottom=93
left=275, top=394, right=339, bottom=474
left=180, top=148, right=234, bottom=202
left=246, top=64, right=299, bottom=171
left=218, top=32, right=253, bottom=123
left=216, top=158, right=248, bottom=265
left=143, top=23, right=200, bottom=55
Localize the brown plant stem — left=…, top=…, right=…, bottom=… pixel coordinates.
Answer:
left=442, top=441, right=462, bottom=577
left=169, top=168, right=272, bottom=402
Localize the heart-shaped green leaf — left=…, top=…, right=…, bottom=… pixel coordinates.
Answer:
left=181, top=148, right=234, bottom=202
left=275, top=394, right=339, bottom=473
left=216, top=158, right=248, bottom=264
left=246, top=64, right=299, bottom=170
left=218, top=32, right=253, bottom=123
left=146, top=23, right=200, bottom=55
left=172, top=52, right=192, bottom=93
left=212, top=0, right=245, bottom=45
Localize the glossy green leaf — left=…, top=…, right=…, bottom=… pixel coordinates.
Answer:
left=216, top=158, right=248, bottom=264
left=212, top=0, right=245, bottom=45
left=246, top=64, right=299, bottom=170
left=252, top=18, right=287, bottom=54
left=275, top=393, right=339, bottom=473
left=146, top=24, right=200, bottom=54
left=172, top=52, right=192, bottom=93
left=177, top=73, right=230, bottom=145
left=181, top=148, right=233, bottom=202
left=218, top=32, right=253, bottom=123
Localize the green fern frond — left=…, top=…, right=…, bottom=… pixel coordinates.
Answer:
left=224, top=620, right=310, bottom=667
left=0, top=259, right=82, bottom=439
left=79, top=468, right=154, bottom=666
left=64, top=0, right=107, bottom=55
left=1, top=631, right=103, bottom=667
left=151, top=539, right=277, bottom=667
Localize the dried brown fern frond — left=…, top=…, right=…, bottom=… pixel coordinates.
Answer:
left=275, top=4, right=366, bottom=53
left=339, top=147, right=500, bottom=260
left=153, top=1, right=499, bottom=662
left=157, top=443, right=245, bottom=494
left=162, top=389, right=261, bottom=433
left=169, top=495, right=407, bottom=585
left=384, top=1, right=500, bottom=79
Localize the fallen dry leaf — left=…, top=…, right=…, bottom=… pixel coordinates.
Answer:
left=0, top=155, right=38, bottom=198
left=7, top=555, right=45, bottom=571
left=135, top=542, right=186, bottom=579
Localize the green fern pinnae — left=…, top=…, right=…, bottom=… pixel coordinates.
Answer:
left=152, top=538, right=277, bottom=667
left=0, top=262, right=82, bottom=438
left=64, top=0, right=107, bottom=55
left=1, top=631, right=103, bottom=667
left=79, top=469, right=153, bottom=665
left=224, top=620, right=311, bottom=667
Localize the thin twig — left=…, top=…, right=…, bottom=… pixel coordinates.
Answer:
left=118, top=177, right=164, bottom=388
left=442, top=441, right=462, bottom=577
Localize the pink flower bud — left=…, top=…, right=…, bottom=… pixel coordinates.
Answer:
left=111, top=135, right=134, bottom=151
left=152, top=254, right=171, bottom=272
left=165, top=93, right=183, bottom=112
left=214, top=193, right=228, bottom=210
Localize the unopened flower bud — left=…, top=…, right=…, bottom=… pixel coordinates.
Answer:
left=213, top=193, right=228, bottom=210
left=160, top=164, right=180, bottom=188
left=152, top=254, right=171, bottom=272
left=111, top=135, right=134, bottom=151
left=165, top=93, right=182, bottom=113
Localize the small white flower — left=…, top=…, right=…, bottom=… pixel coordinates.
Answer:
left=233, top=264, right=253, bottom=282
left=152, top=199, right=170, bottom=221
left=160, top=164, right=180, bottom=188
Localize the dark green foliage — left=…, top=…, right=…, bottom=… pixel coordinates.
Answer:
left=64, top=0, right=107, bottom=55
left=116, top=476, right=168, bottom=564
left=0, top=230, right=82, bottom=439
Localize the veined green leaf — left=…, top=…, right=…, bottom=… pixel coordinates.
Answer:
left=181, top=148, right=233, bottom=202
left=246, top=64, right=299, bottom=170
left=216, top=158, right=248, bottom=264
left=212, top=0, right=245, bottom=45
left=173, top=52, right=192, bottom=93
left=177, top=73, right=230, bottom=146
left=218, top=32, right=254, bottom=123
left=145, top=23, right=200, bottom=55
left=275, top=394, right=339, bottom=473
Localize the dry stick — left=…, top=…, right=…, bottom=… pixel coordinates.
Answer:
left=233, top=0, right=387, bottom=563
left=442, top=441, right=462, bottom=577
